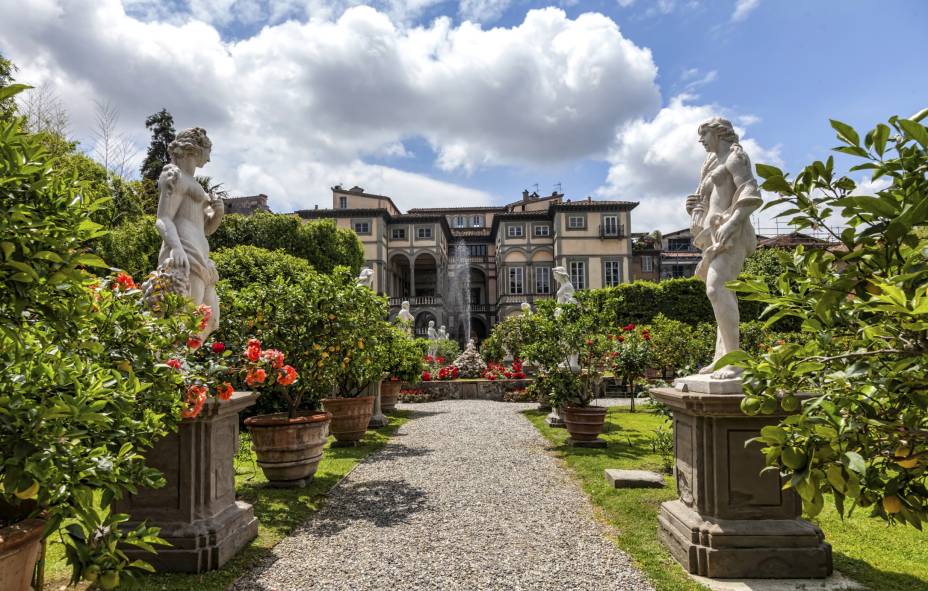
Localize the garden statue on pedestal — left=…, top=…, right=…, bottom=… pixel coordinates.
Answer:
left=649, top=118, right=831, bottom=579
left=438, top=325, right=448, bottom=341
left=685, top=117, right=762, bottom=382
left=357, top=268, right=387, bottom=428
left=427, top=320, right=439, bottom=357
left=144, top=127, right=222, bottom=338
left=119, top=127, right=259, bottom=573
left=396, top=301, right=414, bottom=336
left=356, top=267, right=375, bottom=290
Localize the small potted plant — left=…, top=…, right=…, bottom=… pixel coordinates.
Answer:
left=560, top=334, right=612, bottom=443
left=381, top=328, right=425, bottom=413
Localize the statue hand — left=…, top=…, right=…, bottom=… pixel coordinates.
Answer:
left=171, top=248, right=190, bottom=274
left=716, top=221, right=737, bottom=250
left=685, top=194, right=701, bottom=215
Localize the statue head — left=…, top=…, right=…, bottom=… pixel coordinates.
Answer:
left=401, top=300, right=410, bottom=310
left=428, top=320, right=435, bottom=328
left=697, top=117, right=739, bottom=153
left=552, top=266, right=569, bottom=283
left=168, top=127, right=212, bottom=166
left=521, top=302, right=531, bottom=313
left=439, top=325, right=446, bottom=332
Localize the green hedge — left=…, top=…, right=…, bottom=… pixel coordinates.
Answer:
left=578, top=277, right=767, bottom=327
left=213, top=245, right=314, bottom=290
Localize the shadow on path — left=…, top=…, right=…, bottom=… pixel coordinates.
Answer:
left=312, top=478, right=428, bottom=537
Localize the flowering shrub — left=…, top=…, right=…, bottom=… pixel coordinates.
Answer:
left=609, top=324, right=654, bottom=408
left=422, top=353, right=459, bottom=381
left=483, top=359, right=527, bottom=380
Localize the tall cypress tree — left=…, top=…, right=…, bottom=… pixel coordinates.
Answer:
left=140, top=108, right=175, bottom=181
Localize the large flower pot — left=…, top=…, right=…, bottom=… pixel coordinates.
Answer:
left=321, top=396, right=374, bottom=445
left=245, top=411, right=331, bottom=488
left=381, top=381, right=402, bottom=413
left=0, top=518, right=45, bottom=591
left=563, top=406, right=608, bottom=443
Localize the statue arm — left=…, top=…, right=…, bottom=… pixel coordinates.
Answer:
left=726, top=150, right=763, bottom=215
left=154, top=166, right=189, bottom=272
left=204, top=194, right=224, bottom=236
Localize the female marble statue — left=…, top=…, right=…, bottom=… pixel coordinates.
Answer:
left=686, top=117, right=763, bottom=379
left=427, top=320, right=439, bottom=357
left=151, top=127, right=223, bottom=337
left=552, top=266, right=577, bottom=319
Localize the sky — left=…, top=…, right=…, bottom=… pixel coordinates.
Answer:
left=1, top=0, right=925, bottom=232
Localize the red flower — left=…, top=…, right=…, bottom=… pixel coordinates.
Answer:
left=278, top=365, right=298, bottom=386
left=187, top=336, right=203, bottom=350
left=422, top=371, right=431, bottom=381
left=217, top=382, right=234, bottom=401
left=436, top=356, right=446, bottom=364
left=261, top=348, right=285, bottom=369
left=197, top=304, right=212, bottom=331
left=113, top=272, right=137, bottom=291
left=211, top=342, right=226, bottom=353
left=623, top=323, right=636, bottom=331
left=642, top=331, right=651, bottom=341
left=245, top=367, right=267, bottom=386
left=245, top=339, right=261, bottom=362
left=452, top=366, right=459, bottom=378
left=424, top=355, right=434, bottom=363
left=166, top=358, right=182, bottom=370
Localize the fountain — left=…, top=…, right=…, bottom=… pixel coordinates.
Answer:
left=448, top=240, right=472, bottom=345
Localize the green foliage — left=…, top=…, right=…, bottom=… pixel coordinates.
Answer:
left=95, top=214, right=162, bottom=278
left=209, top=213, right=364, bottom=275
left=212, top=245, right=314, bottom=290
left=609, top=325, right=654, bottom=396
left=480, top=312, right=539, bottom=362
left=743, top=248, right=790, bottom=280
left=434, top=337, right=461, bottom=363
left=0, top=95, right=194, bottom=583
left=140, top=109, right=175, bottom=182
left=726, top=110, right=928, bottom=525
left=0, top=53, right=17, bottom=120
left=383, top=328, right=426, bottom=383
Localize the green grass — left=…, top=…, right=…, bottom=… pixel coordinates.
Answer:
left=43, top=411, right=410, bottom=591
left=524, top=407, right=928, bottom=591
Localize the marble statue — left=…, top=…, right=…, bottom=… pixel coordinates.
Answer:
left=552, top=266, right=577, bottom=319
left=146, top=127, right=222, bottom=338
left=520, top=302, right=532, bottom=315
left=686, top=117, right=763, bottom=379
left=357, top=267, right=374, bottom=290
left=427, top=320, right=439, bottom=357
left=396, top=300, right=414, bottom=335
left=437, top=325, right=448, bottom=341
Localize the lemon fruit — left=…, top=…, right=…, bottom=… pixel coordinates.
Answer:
left=882, top=495, right=903, bottom=514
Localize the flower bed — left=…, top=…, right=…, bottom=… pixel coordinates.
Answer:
left=396, top=378, right=533, bottom=402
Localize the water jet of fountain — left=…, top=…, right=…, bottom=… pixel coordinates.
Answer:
left=448, top=240, right=472, bottom=345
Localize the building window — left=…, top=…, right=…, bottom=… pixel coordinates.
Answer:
left=669, top=237, right=691, bottom=251
left=569, top=261, right=586, bottom=290
left=534, top=224, right=551, bottom=237
left=604, top=260, right=622, bottom=287
left=602, top=215, right=619, bottom=236
left=567, top=215, right=585, bottom=229
left=508, top=267, right=524, bottom=294
left=353, top=221, right=371, bottom=235
left=641, top=255, right=653, bottom=272
left=472, top=215, right=483, bottom=228
left=392, top=228, right=407, bottom=240
left=453, top=215, right=466, bottom=228
left=339, top=196, right=347, bottom=209
left=416, top=226, right=433, bottom=240
left=535, top=266, right=551, bottom=294
left=507, top=224, right=524, bottom=238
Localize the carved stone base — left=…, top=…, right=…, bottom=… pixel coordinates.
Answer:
left=545, top=406, right=566, bottom=428
left=115, top=392, right=258, bottom=573
left=659, top=500, right=832, bottom=579
left=650, top=382, right=832, bottom=580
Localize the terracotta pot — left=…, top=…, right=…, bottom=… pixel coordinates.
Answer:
left=321, top=396, right=374, bottom=443
left=245, top=411, right=331, bottom=487
left=563, top=406, right=608, bottom=441
left=0, top=518, right=45, bottom=591
left=381, top=381, right=402, bottom=413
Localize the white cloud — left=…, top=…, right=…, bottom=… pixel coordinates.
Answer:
left=731, top=0, right=760, bottom=23
left=1, top=2, right=660, bottom=213
left=596, top=94, right=782, bottom=233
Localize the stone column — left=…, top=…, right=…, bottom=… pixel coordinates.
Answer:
left=651, top=376, right=832, bottom=579
left=115, top=392, right=259, bottom=573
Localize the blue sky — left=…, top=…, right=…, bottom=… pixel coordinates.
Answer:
left=2, top=0, right=925, bottom=231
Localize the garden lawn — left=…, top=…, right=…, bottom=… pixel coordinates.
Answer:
left=43, top=411, right=410, bottom=591
left=525, top=406, right=928, bottom=591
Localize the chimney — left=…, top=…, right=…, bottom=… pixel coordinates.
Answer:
left=314, top=204, right=318, bottom=210
left=522, top=189, right=529, bottom=200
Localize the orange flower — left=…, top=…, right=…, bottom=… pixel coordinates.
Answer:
left=245, top=339, right=261, bottom=362
left=197, top=304, right=212, bottom=331
left=245, top=367, right=267, bottom=386
left=113, top=272, right=137, bottom=291
left=278, top=365, right=298, bottom=386
left=182, top=385, right=208, bottom=419
left=217, top=382, right=234, bottom=401
left=262, top=348, right=285, bottom=369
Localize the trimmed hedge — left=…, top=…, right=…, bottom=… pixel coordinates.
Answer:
left=212, top=245, right=313, bottom=290
left=577, top=277, right=766, bottom=327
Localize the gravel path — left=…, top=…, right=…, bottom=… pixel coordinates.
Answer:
left=233, top=400, right=653, bottom=591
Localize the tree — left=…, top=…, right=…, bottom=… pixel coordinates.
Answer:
left=91, top=99, right=139, bottom=179
left=0, top=53, right=17, bottom=120
left=140, top=108, right=175, bottom=182
left=725, top=109, right=928, bottom=526
left=18, top=81, right=68, bottom=136
left=743, top=248, right=790, bottom=282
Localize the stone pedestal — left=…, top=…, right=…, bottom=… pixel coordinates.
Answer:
left=115, top=392, right=259, bottom=573
left=651, top=380, right=832, bottom=580
left=367, top=380, right=388, bottom=428
left=545, top=406, right=566, bottom=428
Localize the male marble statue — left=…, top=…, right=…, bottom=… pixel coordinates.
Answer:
left=437, top=325, right=448, bottom=341
left=357, top=267, right=374, bottom=290
left=427, top=320, right=439, bottom=357
left=686, top=117, right=763, bottom=379
left=396, top=301, right=414, bottom=335
left=147, top=127, right=222, bottom=338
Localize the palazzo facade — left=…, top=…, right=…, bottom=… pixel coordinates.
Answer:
left=297, top=186, right=638, bottom=342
